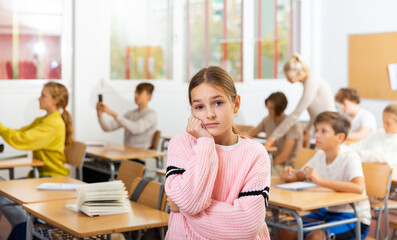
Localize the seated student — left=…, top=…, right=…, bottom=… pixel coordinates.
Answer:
left=0, top=82, right=73, bottom=177
left=96, top=82, right=157, bottom=149
left=250, top=92, right=303, bottom=176
left=335, top=87, right=376, bottom=141
left=349, top=103, right=397, bottom=165
left=279, top=111, right=371, bottom=240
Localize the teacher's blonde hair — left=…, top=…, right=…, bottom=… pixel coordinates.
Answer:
left=283, top=53, right=310, bottom=76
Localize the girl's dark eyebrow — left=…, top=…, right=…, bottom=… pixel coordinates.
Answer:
left=192, top=95, right=225, bottom=104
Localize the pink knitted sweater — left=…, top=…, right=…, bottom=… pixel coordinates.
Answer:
left=165, top=132, right=271, bottom=240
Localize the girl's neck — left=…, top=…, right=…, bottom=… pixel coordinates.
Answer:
left=46, top=107, right=58, bottom=116
left=325, top=145, right=340, bottom=165
left=214, top=130, right=238, bottom=146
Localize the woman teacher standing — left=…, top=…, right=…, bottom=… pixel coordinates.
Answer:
left=265, top=54, right=336, bottom=148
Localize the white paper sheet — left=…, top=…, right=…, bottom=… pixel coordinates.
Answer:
left=276, top=181, right=319, bottom=191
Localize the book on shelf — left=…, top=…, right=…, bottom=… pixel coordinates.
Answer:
left=65, top=180, right=131, bottom=217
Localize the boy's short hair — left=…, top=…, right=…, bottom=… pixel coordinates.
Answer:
left=136, top=83, right=154, bottom=95
left=314, top=111, right=351, bottom=140
left=265, top=92, right=288, bottom=117
left=335, top=88, right=360, bottom=104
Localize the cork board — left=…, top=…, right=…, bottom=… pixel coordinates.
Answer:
left=349, top=32, right=397, bottom=99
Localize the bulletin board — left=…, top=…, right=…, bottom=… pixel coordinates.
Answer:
left=349, top=32, right=397, bottom=99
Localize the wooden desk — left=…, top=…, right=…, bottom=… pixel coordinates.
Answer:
left=268, top=178, right=367, bottom=240
left=0, top=177, right=84, bottom=204
left=156, top=169, right=166, bottom=176
left=0, top=157, right=44, bottom=179
left=23, top=199, right=169, bottom=239
left=85, top=142, right=166, bottom=180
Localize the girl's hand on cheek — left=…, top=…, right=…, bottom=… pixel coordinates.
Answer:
left=186, top=117, right=213, bottom=139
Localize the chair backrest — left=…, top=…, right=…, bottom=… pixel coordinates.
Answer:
left=362, top=162, right=392, bottom=199
left=129, top=177, right=166, bottom=211
left=150, top=130, right=161, bottom=150
left=117, top=160, right=146, bottom=195
left=294, top=148, right=317, bottom=169
left=64, top=141, right=86, bottom=168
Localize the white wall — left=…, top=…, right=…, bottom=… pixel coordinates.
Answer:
left=316, top=0, right=397, bottom=126
left=73, top=0, right=307, bottom=143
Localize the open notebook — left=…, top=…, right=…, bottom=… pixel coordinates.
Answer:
left=276, top=181, right=319, bottom=191
left=65, top=180, right=131, bottom=217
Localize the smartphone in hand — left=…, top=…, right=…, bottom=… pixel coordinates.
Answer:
left=98, top=94, right=103, bottom=102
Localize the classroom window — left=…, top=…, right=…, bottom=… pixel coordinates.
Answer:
left=184, top=0, right=243, bottom=82
left=110, top=0, right=173, bottom=80
left=0, top=0, right=63, bottom=80
left=254, top=0, right=295, bottom=79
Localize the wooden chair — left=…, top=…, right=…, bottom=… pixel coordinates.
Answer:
left=362, top=162, right=393, bottom=240
left=116, top=160, right=146, bottom=196
left=150, top=130, right=163, bottom=169
left=64, top=141, right=86, bottom=180
left=150, top=130, right=161, bottom=151
left=129, top=177, right=166, bottom=211
left=294, top=148, right=317, bottom=170
left=129, top=177, right=167, bottom=240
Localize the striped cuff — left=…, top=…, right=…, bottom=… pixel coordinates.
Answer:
left=166, top=166, right=186, bottom=179
left=238, top=186, right=270, bottom=208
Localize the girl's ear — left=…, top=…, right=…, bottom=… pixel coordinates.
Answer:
left=234, top=95, right=241, bottom=114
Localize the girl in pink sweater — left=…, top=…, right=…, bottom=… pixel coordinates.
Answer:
left=165, top=66, right=271, bottom=239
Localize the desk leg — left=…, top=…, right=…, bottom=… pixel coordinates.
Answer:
left=33, top=167, right=39, bottom=178
left=26, top=212, right=34, bottom=240
left=109, top=162, right=116, bottom=181
left=8, top=168, right=14, bottom=180
left=350, top=203, right=361, bottom=240
left=289, top=210, right=304, bottom=240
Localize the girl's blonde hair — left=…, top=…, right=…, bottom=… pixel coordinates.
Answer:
left=188, top=66, right=238, bottom=134
left=283, top=53, right=310, bottom=76
left=44, top=82, right=74, bottom=146
left=384, top=103, right=397, bottom=122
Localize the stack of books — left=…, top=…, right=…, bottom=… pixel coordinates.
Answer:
left=66, top=180, right=130, bottom=217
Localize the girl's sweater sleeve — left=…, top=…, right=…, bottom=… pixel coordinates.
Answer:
left=165, top=133, right=219, bottom=215
left=0, top=121, right=58, bottom=151
left=271, top=77, right=319, bottom=139
left=183, top=149, right=271, bottom=239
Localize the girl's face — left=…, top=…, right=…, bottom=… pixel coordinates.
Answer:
left=190, top=82, right=240, bottom=143
left=383, top=112, right=397, bottom=134
left=38, top=87, right=58, bottom=111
